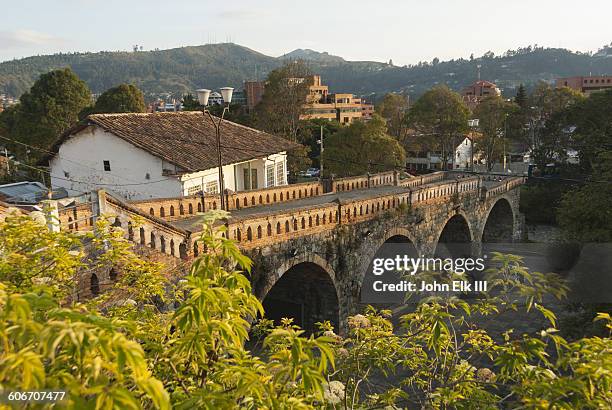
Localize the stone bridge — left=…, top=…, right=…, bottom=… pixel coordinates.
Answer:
left=54, top=171, right=525, bottom=331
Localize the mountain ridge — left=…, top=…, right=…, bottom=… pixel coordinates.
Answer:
left=1, top=42, right=611, bottom=100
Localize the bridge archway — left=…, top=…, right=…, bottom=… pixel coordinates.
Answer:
left=262, top=257, right=339, bottom=333
left=482, top=198, right=514, bottom=243
left=434, top=213, right=473, bottom=259
left=360, top=229, right=419, bottom=306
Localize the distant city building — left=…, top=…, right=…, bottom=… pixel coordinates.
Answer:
left=208, top=91, right=224, bottom=105
left=300, top=75, right=364, bottom=124
left=461, top=80, right=501, bottom=109
left=555, top=75, right=612, bottom=95
left=46, top=112, right=297, bottom=200
left=244, top=81, right=265, bottom=111
left=231, top=89, right=247, bottom=106
left=361, top=102, right=375, bottom=121
left=0, top=93, right=18, bottom=113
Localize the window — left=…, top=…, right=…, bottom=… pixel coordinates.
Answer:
left=275, top=162, right=285, bottom=186
left=243, top=168, right=258, bottom=189
left=205, top=181, right=218, bottom=194
left=103, top=160, right=111, bottom=171
left=187, top=185, right=202, bottom=196
left=266, top=164, right=275, bottom=188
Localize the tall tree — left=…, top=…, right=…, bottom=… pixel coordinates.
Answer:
left=254, top=60, right=312, bottom=142
left=514, top=84, right=528, bottom=109
left=2, top=68, right=91, bottom=157
left=322, top=114, right=405, bottom=177
left=407, top=86, right=469, bottom=169
left=90, top=84, right=146, bottom=114
left=473, top=95, right=517, bottom=171
left=375, top=93, right=409, bottom=141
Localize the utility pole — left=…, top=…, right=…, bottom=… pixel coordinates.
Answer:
left=3, top=147, right=9, bottom=173
left=318, top=125, right=324, bottom=176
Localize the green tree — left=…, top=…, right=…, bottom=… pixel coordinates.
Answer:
left=2, top=68, right=91, bottom=157
left=180, top=93, right=200, bottom=111
left=375, top=93, right=409, bottom=141
left=473, top=95, right=517, bottom=171
left=514, top=84, right=528, bottom=109
left=322, top=114, right=405, bottom=177
left=90, top=84, right=146, bottom=114
left=407, top=86, right=470, bottom=169
left=296, top=118, right=341, bottom=170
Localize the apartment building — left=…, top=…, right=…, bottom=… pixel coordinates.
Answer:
left=300, top=75, right=364, bottom=124
left=555, top=75, right=612, bottom=95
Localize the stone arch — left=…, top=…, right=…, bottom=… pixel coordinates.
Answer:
left=357, top=227, right=419, bottom=289
left=247, top=226, right=253, bottom=241
left=150, top=232, right=156, bottom=249
left=180, top=204, right=185, bottom=215
left=90, top=273, right=100, bottom=296
left=139, top=227, right=145, bottom=245
left=267, top=222, right=272, bottom=236
left=482, top=197, right=515, bottom=243
left=127, top=222, right=134, bottom=241
left=257, top=225, right=262, bottom=239
left=170, top=239, right=175, bottom=256
left=160, top=207, right=165, bottom=217
left=277, top=222, right=282, bottom=234
left=149, top=208, right=154, bottom=216
left=434, top=213, right=474, bottom=259
left=189, top=203, right=194, bottom=214
left=170, top=205, right=175, bottom=216
left=160, top=236, right=166, bottom=253
left=260, top=255, right=340, bottom=333
left=109, top=267, right=118, bottom=281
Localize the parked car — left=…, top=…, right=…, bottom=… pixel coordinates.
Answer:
left=305, top=168, right=320, bottom=177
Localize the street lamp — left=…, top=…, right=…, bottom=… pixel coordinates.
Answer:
left=196, top=87, right=234, bottom=211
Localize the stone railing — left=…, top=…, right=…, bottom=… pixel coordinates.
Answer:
left=485, top=177, right=525, bottom=199
left=399, top=172, right=445, bottom=188
left=332, top=170, right=396, bottom=192
left=227, top=181, right=323, bottom=210
left=100, top=191, right=192, bottom=259
left=58, top=202, right=94, bottom=232
left=129, top=195, right=205, bottom=221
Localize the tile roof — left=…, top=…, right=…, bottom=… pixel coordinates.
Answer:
left=51, top=112, right=300, bottom=172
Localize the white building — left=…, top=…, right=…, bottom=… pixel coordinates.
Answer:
left=46, top=112, right=297, bottom=200
left=455, top=137, right=474, bottom=170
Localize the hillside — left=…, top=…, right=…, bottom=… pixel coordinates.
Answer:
left=1, top=43, right=612, bottom=100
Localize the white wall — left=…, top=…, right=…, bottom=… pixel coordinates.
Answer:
left=455, top=138, right=473, bottom=169
left=50, top=127, right=182, bottom=200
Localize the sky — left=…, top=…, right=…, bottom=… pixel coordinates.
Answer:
left=1, top=0, right=610, bottom=64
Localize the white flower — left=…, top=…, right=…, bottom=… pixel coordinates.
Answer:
left=323, top=380, right=345, bottom=404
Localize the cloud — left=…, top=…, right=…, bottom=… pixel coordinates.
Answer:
left=0, top=29, right=65, bottom=50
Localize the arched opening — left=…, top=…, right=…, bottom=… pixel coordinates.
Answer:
left=90, top=273, right=100, bottom=296
left=263, top=262, right=339, bottom=333
left=179, top=243, right=187, bottom=260
left=482, top=199, right=514, bottom=243
left=160, top=236, right=166, bottom=253
left=362, top=235, right=418, bottom=305
left=435, top=214, right=472, bottom=259
left=140, top=227, right=145, bottom=245
left=150, top=232, right=156, bottom=249
left=128, top=222, right=134, bottom=241
left=170, top=239, right=175, bottom=256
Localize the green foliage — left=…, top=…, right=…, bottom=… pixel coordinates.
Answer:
left=322, top=114, right=405, bottom=177
left=0, top=68, right=91, bottom=157
left=557, top=151, right=612, bottom=242
left=375, top=93, right=409, bottom=140
left=407, top=85, right=470, bottom=168
left=473, top=95, right=517, bottom=171
left=254, top=60, right=312, bottom=142
left=0, top=210, right=335, bottom=408
left=520, top=182, right=571, bottom=225
left=325, top=253, right=611, bottom=409
left=89, top=84, right=146, bottom=115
